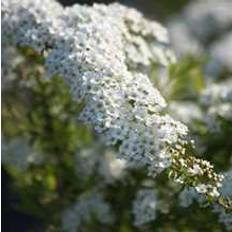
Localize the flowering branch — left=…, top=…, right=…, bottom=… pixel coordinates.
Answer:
left=2, top=0, right=229, bottom=206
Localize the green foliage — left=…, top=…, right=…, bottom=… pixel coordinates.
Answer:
left=152, top=56, right=205, bottom=101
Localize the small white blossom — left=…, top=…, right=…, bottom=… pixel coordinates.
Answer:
left=188, top=164, right=202, bottom=176
left=195, top=184, right=208, bottom=194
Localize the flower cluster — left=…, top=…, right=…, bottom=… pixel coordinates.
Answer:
left=132, top=189, right=158, bottom=227
left=2, top=0, right=187, bottom=177
left=200, top=79, right=232, bottom=121
left=2, top=0, right=224, bottom=200
left=170, top=146, right=224, bottom=198
left=168, top=0, right=232, bottom=77
left=62, top=192, right=114, bottom=232
left=179, top=170, right=232, bottom=230
left=107, top=4, right=176, bottom=72
left=1, top=0, right=63, bottom=52
left=166, top=0, right=232, bottom=135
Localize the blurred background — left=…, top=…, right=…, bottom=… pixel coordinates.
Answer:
left=58, top=0, right=190, bottom=21
left=2, top=0, right=232, bottom=231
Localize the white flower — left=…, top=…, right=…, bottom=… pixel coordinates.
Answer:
left=2, top=0, right=189, bottom=177
left=188, top=164, right=202, bottom=176
left=195, top=184, right=208, bottom=194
